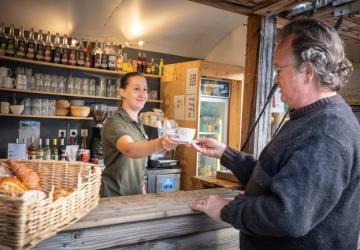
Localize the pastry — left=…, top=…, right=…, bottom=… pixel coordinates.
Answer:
left=5, top=160, right=41, bottom=190
left=0, top=177, right=29, bottom=196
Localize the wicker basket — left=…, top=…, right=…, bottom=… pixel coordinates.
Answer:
left=0, top=160, right=101, bottom=250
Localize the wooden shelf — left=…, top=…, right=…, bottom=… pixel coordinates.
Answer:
left=0, top=87, right=163, bottom=103
left=0, top=55, right=161, bottom=78
left=0, top=113, right=93, bottom=120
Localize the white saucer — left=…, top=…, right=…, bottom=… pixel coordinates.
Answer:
left=176, top=139, right=198, bottom=144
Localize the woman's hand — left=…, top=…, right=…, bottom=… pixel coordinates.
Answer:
left=189, top=138, right=226, bottom=159
left=189, top=194, right=229, bottom=220
left=160, top=134, right=179, bottom=151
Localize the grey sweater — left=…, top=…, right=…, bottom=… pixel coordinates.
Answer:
left=220, top=95, right=360, bottom=250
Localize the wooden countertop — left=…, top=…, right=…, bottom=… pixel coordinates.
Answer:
left=36, top=188, right=241, bottom=249
left=192, top=176, right=242, bottom=189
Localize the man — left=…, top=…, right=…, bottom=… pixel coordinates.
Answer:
left=189, top=18, right=359, bottom=249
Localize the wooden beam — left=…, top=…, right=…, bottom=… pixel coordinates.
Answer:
left=242, top=15, right=261, bottom=153
left=188, top=0, right=253, bottom=15
left=253, top=0, right=307, bottom=16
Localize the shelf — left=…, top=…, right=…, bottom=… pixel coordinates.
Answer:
left=0, top=55, right=161, bottom=78
left=199, top=132, right=218, bottom=135
left=0, top=113, right=93, bottom=120
left=0, top=87, right=163, bottom=103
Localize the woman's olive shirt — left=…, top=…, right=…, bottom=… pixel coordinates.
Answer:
left=100, top=107, right=148, bottom=197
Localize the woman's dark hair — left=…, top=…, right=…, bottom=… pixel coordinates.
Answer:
left=120, top=72, right=144, bottom=89
left=278, top=18, right=353, bottom=91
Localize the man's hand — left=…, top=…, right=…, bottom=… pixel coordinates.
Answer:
left=189, top=194, right=229, bottom=220
left=189, top=138, right=226, bottom=159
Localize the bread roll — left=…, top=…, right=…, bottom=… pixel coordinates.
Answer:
left=5, top=160, right=41, bottom=190
left=0, top=177, right=29, bottom=196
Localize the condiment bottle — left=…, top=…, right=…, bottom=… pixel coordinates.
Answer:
left=6, top=24, right=15, bottom=57
left=43, top=138, right=51, bottom=160
left=28, top=136, right=37, bottom=160
left=92, top=41, right=101, bottom=69
left=115, top=45, right=123, bottom=71
left=76, top=39, right=85, bottom=67
left=84, top=40, right=92, bottom=68
left=35, top=29, right=45, bottom=61
left=0, top=22, right=6, bottom=55
left=107, top=42, right=116, bottom=70
left=25, top=28, right=36, bottom=60
left=60, top=34, right=70, bottom=64
left=52, top=33, right=61, bottom=63
left=43, top=31, right=53, bottom=62
left=68, top=37, right=77, bottom=66
left=15, top=25, right=26, bottom=58
left=59, top=138, right=66, bottom=160
left=100, top=42, right=108, bottom=70
left=51, top=138, right=58, bottom=160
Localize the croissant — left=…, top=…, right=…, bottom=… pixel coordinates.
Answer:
left=0, top=177, right=29, bottom=195
left=53, top=188, right=73, bottom=201
left=5, top=160, right=42, bottom=190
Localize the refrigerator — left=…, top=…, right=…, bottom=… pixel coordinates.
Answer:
left=197, top=77, right=230, bottom=176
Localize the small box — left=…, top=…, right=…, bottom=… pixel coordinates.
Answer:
left=7, top=143, right=27, bottom=160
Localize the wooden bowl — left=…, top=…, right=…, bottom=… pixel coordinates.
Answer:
left=56, top=100, right=70, bottom=109
left=55, top=108, right=69, bottom=116
left=70, top=106, right=90, bottom=117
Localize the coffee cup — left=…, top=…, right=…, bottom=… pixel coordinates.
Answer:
left=0, top=67, right=12, bottom=77
left=3, top=77, right=16, bottom=88
left=0, top=101, right=10, bottom=114
left=176, top=127, right=196, bottom=143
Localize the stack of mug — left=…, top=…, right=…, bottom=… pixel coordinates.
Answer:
left=0, top=66, right=15, bottom=89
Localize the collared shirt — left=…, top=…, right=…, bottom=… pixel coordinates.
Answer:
left=100, top=106, right=148, bottom=197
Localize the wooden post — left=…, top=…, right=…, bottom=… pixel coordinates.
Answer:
left=253, top=16, right=276, bottom=157
left=242, top=15, right=261, bottom=153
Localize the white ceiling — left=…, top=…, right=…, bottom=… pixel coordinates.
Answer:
left=0, top=0, right=248, bottom=59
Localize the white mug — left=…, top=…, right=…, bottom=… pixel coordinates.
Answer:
left=0, top=101, right=10, bottom=114
left=3, top=77, right=16, bottom=88
left=0, top=67, right=12, bottom=77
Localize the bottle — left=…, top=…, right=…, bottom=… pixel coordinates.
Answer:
left=25, top=28, right=36, bottom=60
left=84, top=40, right=92, bottom=68
left=15, top=25, right=26, bottom=58
left=136, top=52, right=143, bottom=72
left=68, top=37, right=77, bottom=66
left=35, top=29, right=45, bottom=61
left=107, top=42, right=116, bottom=70
left=92, top=41, right=101, bottom=69
left=52, top=33, right=61, bottom=63
left=122, top=52, right=128, bottom=72
left=5, top=24, right=15, bottom=57
left=142, top=52, right=148, bottom=73
left=115, top=45, right=123, bottom=71
left=28, top=136, right=37, bottom=160
left=150, top=58, right=155, bottom=74
left=51, top=138, right=58, bottom=160
left=43, top=138, right=51, bottom=160
left=76, top=39, right=85, bottom=67
left=59, top=138, right=66, bottom=160
left=23, top=138, right=28, bottom=160
left=159, top=58, right=164, bottom=76
left=146, top=55, right=152, bottom=74
left=43, top=31, right=53, bottom=62
left=0, top=22, right=6, bottom=55
left=60, top=34, right=69, bottom=64
left=36, top=138, right=44, bottom=160
left=100, top=42, right=108, bottom=70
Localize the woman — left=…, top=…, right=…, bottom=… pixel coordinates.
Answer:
left=100, top=72, right=178, bottom=197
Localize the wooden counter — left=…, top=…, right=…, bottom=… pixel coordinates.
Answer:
left=35, top=188, right=240, bottom=249
left=192, top=176, right=243, bottom=189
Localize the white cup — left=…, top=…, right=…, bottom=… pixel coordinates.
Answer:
left=0, top=67, right=12, bottom=77
left=176, top=127, right=196, bottom=142
left=0, top=101, right=10, bottom=114
left=3, top=77, right=16, bottom=88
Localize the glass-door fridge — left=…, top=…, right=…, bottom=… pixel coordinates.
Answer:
left=197, top=77, right=230, bottom=176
